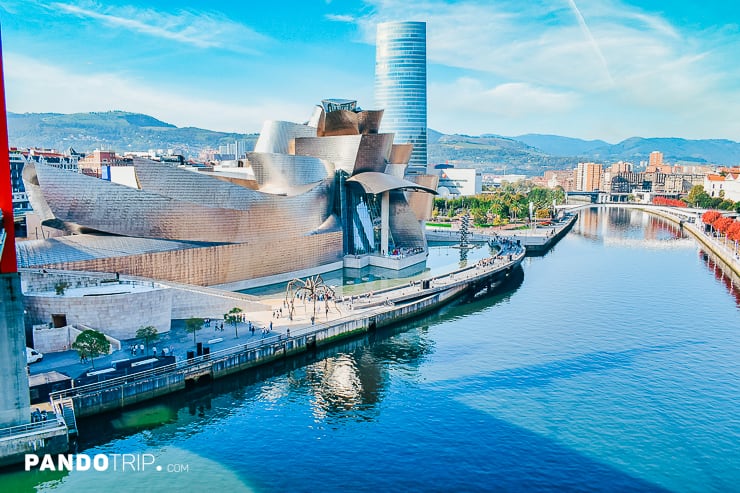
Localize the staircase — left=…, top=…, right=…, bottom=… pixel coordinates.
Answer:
left=56, top=398, right=78, bottom=438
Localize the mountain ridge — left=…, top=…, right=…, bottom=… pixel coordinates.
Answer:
left=8, top=111, right=740, bottom=173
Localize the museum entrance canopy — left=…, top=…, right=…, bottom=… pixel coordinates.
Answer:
left=346, top=172, right=438, bottom=196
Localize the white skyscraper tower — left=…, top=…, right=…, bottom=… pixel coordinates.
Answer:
left=375, top=21, right=427, bottom=174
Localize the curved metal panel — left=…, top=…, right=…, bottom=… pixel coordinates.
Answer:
left=404, top=173, right=439, bottom=221
left=33, top=161, right=334, bottom=243
left=294, top=135, right=362, bottom=174
left=384, top=163, right=407, bottom=179
left=390, top=143, right=413, bottom=165
left=346, top=171, right=437, bottom=195
left=21, top=162, right=56, bottom=223
left=246, top=152, right=333, bottom=190
left=254, top=120, right=316, bottom=154
left=307, top=105, right=324, bottom=129
left=389, top=190, right=427, bottom=249
left=353, top=133, right=394, bottom=174
left=358, top=110, right=383, bottom=134
left=323, top=110, right=360, bottom=136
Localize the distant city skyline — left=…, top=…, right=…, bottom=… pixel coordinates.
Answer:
left=1, top=0, right=739, bottom=143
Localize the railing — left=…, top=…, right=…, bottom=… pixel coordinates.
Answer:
left=48, top=303, right=394, bottom=401
left=49, top=244, right=526, bottom=402
left=0, top=417, right=66, bottom=440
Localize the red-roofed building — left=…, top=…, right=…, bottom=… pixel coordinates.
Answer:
left=704, top=174, right=740, bottom=201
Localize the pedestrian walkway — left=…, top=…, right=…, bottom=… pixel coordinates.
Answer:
left=30, top=236, right=527, bottom=382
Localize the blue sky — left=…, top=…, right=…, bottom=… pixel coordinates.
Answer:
left=1, top=0, right=739, bottom=143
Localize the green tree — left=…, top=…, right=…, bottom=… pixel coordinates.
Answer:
left=54, top=281, right=70, bottom=296
left=185, top=317, right=204, bottom=346
left=471, top=207, right=486, bottom=226
left=509, top=202, right=522, bottom=221
left=135, top=325, right=159, bottom=355
left=686, top=185, right=710, bottom=208
left=72, top=329, right=111, bottom=369
left=719, top=199, right=735, bottom=211
left=224, top=307, right=243, bottom=338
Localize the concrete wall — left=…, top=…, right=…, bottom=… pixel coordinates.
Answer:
left=73, top=372, right=185, bottom=417
left=20, top=269, right=119, bottom=295
left=0, top=421, right=69, bottom=467
left=167, top=285, right=269, bottom=320
left=0, top=273, right=31, bottom=427
left=33, top=325, right=79, bottom=353
left=24, top=288, right=172, bottom=340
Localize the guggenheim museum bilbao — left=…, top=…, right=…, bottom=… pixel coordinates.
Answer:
left=18, top=99, right=438, bottom=288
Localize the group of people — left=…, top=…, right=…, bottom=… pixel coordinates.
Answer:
left=128, top=343, right=174, bottom=358
left=31, top=408, right=48, bottom=423
left=384, top=246, right=425, bottom=258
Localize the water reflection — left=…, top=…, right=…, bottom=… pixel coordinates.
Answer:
left=700, top=249, right=740, bottom=306
left=576, top=207, right=691, bottom=250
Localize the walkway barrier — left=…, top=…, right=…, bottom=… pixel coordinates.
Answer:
left=50, top=244, right=526, bottom=417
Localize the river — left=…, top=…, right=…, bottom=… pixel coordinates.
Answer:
left=3, top=207, right=740, bottom=492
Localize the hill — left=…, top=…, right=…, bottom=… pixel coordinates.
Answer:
left=513, top=134, right=610, bottom=157
left=7, top=111, right=257, bottom=155
left=7, top=111, right=740, bottom=172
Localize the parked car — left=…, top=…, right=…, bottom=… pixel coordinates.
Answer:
left=26, top=347, right=44, bottom=364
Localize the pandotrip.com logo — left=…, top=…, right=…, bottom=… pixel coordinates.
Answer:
left=25, top=453, right=190, bottom=473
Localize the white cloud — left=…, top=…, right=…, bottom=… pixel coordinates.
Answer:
left=428, top=78, right=581, bottom=137
left=431, top=79, right=577, bottom=118
left=3, top=53, right=306, bottom=134
left=351, top=0, right=740, bottom=140
left=326, top=14, right=356, bottom=23
left=49, top=1, right=269, bottom=52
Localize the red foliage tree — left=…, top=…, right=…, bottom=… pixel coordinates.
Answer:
left=727, top=221, right=740, bottom=242
left=713, top=216, right=734, bottom=235
left=702, top=210, right=721, bottom=225
left=652, top=197, right=686, bottom=207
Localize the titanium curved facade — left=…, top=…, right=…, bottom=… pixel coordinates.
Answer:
left=254, top=120, right=317, bottom=154
left=375, top=21, right=427, bottom=174
left=20, top=98, right=436, bottom=285
left=245, top=153, right=332, bottom=191
left=25, top=160, right=335, bottom=242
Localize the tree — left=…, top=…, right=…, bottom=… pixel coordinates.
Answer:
left=54, top=281, right=70, bottom=296
left=728, top=220, right=740, bottom=241
left=509, top=202, right=522, bottom=221
left=224, top=307, right=243, bottom=338
left=719, top=199, right=735, bottom=211
left=687, top=185, right=710, bottom=208
left=185, top=317, right=204, bottom=346
left=72, top=329, right=110, bottom=369
left=135, top=325, right=159, bottom=355
left=702, top=210, right=722, bottom=234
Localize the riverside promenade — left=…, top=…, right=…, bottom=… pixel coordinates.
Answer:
left=560, top=202, right=740, bottom=283
left=425, top=212, right=578, bottom=254
left=42, top=239, right=525, bottom=420
left=638, top=205, right=740, bottom=280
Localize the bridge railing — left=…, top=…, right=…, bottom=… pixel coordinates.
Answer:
left=0, top=417, right=66, bottom=440
left=49, top=244, right=526, bottom=402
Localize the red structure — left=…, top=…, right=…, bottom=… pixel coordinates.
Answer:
left=0, top=31, right=17, bottom=273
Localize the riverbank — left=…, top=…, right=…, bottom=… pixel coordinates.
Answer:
left=425, top=212, right=578, bottom=254
left=42, top=241, right=524, bottom=425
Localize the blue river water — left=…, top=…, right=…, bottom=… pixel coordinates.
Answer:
left=3, top=207, right=740, bottom=492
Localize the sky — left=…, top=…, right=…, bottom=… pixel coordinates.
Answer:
left=1, top=0, right=739, bottom=143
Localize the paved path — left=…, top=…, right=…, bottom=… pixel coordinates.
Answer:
left=30, top=237, right=526, bottom=381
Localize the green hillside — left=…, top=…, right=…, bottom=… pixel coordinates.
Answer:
left=8, top=111, right=257, bottom=155
left=8, top=111, right=740, bottom=171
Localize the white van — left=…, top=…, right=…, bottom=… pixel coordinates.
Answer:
left=26, top=347, right=43, bottom=364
